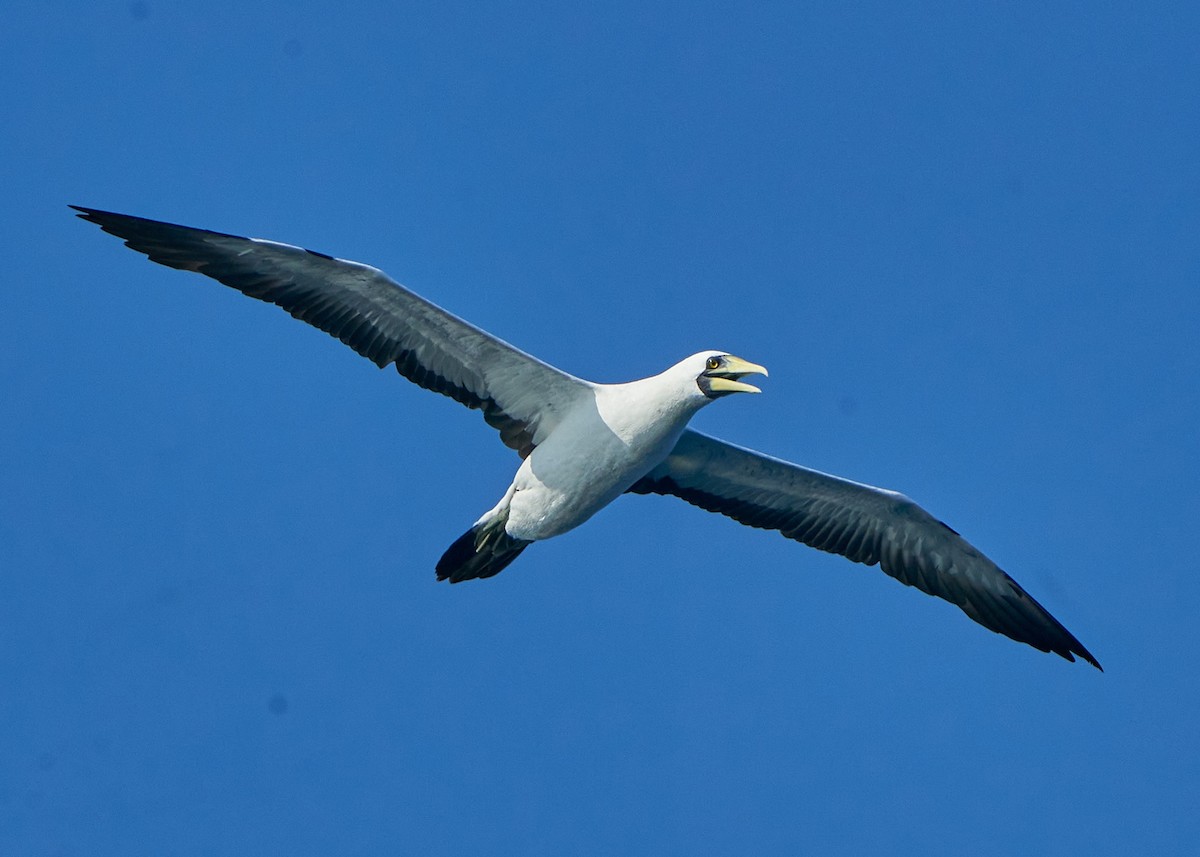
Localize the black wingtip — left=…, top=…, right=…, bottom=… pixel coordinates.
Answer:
left=70, top=205, right=155, bottom=235
left=1075, top=646, right=1103, bottom=672
left=71, top=205, right=243, bottom=240
left=1038, top=623, right=1102, bottom=671
left=1043, top=600, right=1102, bottom=671
left=1047, top=628, right=1101, bottom=671
left=70, top=204, right=118, bottom=220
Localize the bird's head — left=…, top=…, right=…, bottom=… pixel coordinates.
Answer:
left=691, top=351, right=769, bottom=399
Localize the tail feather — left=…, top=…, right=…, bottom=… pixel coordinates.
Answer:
left=436, top=518, right=530, bottom=583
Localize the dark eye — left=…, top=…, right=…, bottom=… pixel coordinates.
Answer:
left=706, top=357, right=721, bottom=370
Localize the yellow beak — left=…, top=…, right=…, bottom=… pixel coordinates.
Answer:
left=705, top=355, right=769, bottom=394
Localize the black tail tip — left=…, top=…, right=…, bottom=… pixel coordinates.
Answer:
left=436, top=523, right=530, bottom=583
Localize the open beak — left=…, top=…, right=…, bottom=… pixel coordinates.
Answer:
left=706, top=355, right=769, bottom=394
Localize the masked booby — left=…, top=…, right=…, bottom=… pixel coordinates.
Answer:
left=72, top=206, right=1100, bottom=669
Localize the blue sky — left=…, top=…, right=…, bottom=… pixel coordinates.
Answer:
left=3, top=1, right=1198, bottom=854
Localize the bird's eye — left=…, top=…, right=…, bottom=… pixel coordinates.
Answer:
left=706, top=357, right=721, bottom=370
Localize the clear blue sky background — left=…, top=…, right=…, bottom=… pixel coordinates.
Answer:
left=2, top=2, right=1197, bottom=854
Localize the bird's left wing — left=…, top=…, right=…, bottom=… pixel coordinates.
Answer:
left=73, top=207, right=590, bottom=457
left=629, top=429, right=1100, bottom=668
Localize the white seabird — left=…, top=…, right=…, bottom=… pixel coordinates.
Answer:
left=72, top=206, right=1100, bottom=669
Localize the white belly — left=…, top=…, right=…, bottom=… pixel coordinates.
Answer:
left=502, top=390, right=695, bottom=541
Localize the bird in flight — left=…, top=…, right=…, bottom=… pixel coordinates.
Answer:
left=73, top=206, right=1100, bottom=669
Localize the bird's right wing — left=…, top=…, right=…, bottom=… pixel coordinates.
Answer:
left=73, top=207, right=591, bottom=457
left=629, top=429, right=1100, bottom=668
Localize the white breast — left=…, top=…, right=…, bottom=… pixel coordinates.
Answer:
left=503, top=375, right=708, bottom=540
